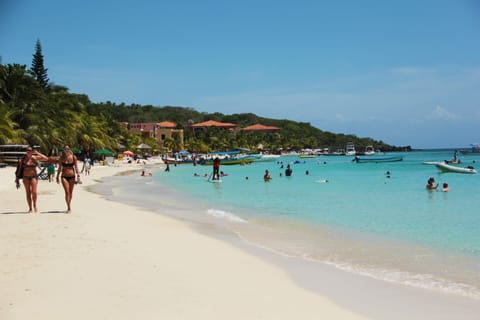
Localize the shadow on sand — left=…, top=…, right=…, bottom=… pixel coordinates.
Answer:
left=1, top=210, right=67, bottom=215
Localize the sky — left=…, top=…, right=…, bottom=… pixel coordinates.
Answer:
left=1, top=0, right=480, bottom=149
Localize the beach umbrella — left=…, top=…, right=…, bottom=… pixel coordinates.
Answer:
left=123, top=150, right=134, bottom=156
left=136, top=143, right=152, bottom=150
left=94, top=148, right=114, bottom=156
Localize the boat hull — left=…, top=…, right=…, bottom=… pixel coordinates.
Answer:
left=199, top=158, right=255, bottom=165
left=354, top=156, right=403, bottom=163
left=435, top=162, right=477, bottom=174
left=164, top=158, right=196, bottom=165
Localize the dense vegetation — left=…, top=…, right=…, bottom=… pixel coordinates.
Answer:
left=0, top=41, right=409, bottom=155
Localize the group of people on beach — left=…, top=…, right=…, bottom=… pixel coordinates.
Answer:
left=15, top=145, right=82, bottom=213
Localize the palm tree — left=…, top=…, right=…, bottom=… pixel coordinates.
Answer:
left=0, top=101, right=20, bottom=143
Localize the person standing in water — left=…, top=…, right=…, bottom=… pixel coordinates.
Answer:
left=425, top=177, right=438, bottom=190
left=285, top=164, right=293, bottom=176
left=264, top=169, right=272, bottom=181
left=212, top=157, right=221, bottom=180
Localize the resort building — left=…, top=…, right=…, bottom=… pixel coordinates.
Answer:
left=126, top=120, right=281, bottom=152
left=128, top=121, right=184, bottom=150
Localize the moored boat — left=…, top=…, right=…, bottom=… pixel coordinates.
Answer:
left=163, top=157, right=196, bottom=165
left=353, top=155, right=403, bottom=163
left=298, top=154, right=316, bottom=158
left=364, top=145, right=375, bottom=156
left=256, top=154, right=281, bottom=162
left=434, top=162, right=477, bottom=174
left=199, top=157, right=255, bottom=166
left=460, top=143, right=480, bottom=155
left=345, top=142, right=356, bottom=156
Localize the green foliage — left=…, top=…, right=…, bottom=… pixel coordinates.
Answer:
left=30, top=39, right=49, bottom=89
left=0, top=62, right=124, bottom=154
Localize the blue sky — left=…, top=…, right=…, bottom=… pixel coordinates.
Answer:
left=1, top=0, right=480, bottom=148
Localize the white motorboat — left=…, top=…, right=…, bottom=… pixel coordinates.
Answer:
left=345, top=142, right=356, bottom=156
left=364, top=145, right=375, bottom=155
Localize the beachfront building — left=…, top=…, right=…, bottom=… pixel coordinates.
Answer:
left=128, top=121, right=184, bottom=150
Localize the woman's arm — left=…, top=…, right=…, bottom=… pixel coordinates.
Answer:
left=56, top=157, right=63, bottom=183
left=74, top=156, right=81, bottom=180
left=33, top=151, right=49, bottom=162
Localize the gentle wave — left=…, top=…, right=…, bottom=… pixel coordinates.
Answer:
left=206, top=208, right=248, bottom=223
left=237, top=231, right=480, bottom=300
left=319, top=259, right=480, bottom=301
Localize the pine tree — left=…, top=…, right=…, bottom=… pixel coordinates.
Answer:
left=30, top=39, right=49, bottom=89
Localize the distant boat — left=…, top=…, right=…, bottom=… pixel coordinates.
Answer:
left=324, top=148, right=345, bottom=156
left=435, top=162, right=477, bottom=174
left=298, top=154, right=316, bottom=158
left=345, top=142, right=356, bottom=156
left=199, top=156, right=255, bottom=166
left=255, top=154, right=281, bottom=162
left=353, top=155, right=403, bottom=163
left=460, top=143, right=480, bottom=155
left=163, top=157, right=196, bottom=165
left=364, top=145, right=375, bottom=156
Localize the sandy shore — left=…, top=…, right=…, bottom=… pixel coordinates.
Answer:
left=0, top=160, right=370, bottom=320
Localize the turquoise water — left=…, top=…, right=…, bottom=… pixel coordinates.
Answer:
left=94, top=150, right=480, bottom=299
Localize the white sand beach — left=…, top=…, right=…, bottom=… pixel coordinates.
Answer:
left=1, top=160, right=480, bottom=320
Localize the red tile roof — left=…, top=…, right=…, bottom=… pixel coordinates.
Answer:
left=242, top=124, right=280, bottom=132
left=191, top=120, right=237, bottom=128
left=157, top=121, right=177, bottom=128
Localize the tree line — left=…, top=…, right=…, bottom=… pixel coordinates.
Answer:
left=0, top=40, right=409, bottom=155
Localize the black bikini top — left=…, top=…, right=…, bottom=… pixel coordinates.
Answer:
left=62, top=163, right=74, bottom=167
left=22, top=156, right=37, bottom=168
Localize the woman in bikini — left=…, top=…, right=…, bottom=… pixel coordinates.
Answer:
left=56, top=145, right=81, bottom=213
left=15, top=146, right=49, bottom=213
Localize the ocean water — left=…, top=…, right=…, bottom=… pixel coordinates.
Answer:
left=91, top=150, right=480, bottom=300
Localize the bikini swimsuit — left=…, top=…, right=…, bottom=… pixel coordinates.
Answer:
left=61, top=162, right=76, bottom=181
left=22, top=162, right=38, bottom=180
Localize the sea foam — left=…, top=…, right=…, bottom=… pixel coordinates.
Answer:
left=207, top=208, right=247, bottom=223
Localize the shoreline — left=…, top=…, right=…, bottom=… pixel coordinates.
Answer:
left=0, top=160, right=369, bottom=319
left=94, top=162, right=480, bottom=319
left=1, top=160, right=480, bottom=319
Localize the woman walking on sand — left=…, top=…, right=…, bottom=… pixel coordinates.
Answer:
left=15, top=146, right=49, bottom=213
left=56, top=145, right=81, bottom=213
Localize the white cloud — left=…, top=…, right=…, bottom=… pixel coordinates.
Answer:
left=426, top=106, right=461, bottom=121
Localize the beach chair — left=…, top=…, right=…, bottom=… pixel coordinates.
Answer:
left=37, top=166, right=48, bottom=180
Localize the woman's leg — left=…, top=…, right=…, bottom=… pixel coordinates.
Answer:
left=22, top=178, right=33, bottom=212
left=67, top=179, right=75, bottom=212
left=30, top=178, right=39, bottom=212
left=61, top=178, right=71, bottom=213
